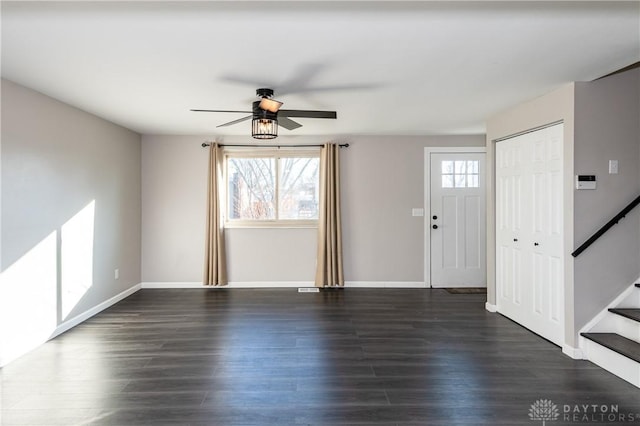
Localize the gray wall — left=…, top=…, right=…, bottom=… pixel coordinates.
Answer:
left=141, top=136, right=208, bottom=282
left=141, top=134, right=484, bottom=285
left=342, top=136, right=483, bottom=283
left=0, top=79, right=141, bottom=365
left=573, top=68, right=640, bottom=335
left=486, top=68, right=640, bottom=348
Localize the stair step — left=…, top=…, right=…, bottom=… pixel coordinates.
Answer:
left=609, top=308, right=640, bottom=323
left=581, top=333, right=640, bottom=363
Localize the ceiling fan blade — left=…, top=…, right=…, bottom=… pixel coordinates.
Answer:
left=279, top=109, right=337, bottom=119
left=279, top=83, right=381, bottom=95
left=274, top=63, right=324, bottom=96
left=216, top=115, right=252, bottom=128
left=278, top=116, right=302, bottom=130
left=191, top=109, right=252, bottom=113
left=219, top=75, right=272, bottom=88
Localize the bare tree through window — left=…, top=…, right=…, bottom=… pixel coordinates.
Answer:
left=279, top=157, right=319, bottom=219
left=228, top=157, right=275, bottom=220
left=227, top=154, right=319, bottom=222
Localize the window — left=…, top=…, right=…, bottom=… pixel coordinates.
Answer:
left=225, top=149, right=320, bottom=226
left=441, top=160, right=479, bottom=188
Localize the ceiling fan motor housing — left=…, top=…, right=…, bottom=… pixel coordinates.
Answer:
left=256, top=88, right=274, bottom=98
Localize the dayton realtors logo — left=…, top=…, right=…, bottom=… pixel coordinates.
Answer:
left=563, top=403, right=637, bottom=423
left=529, top=399, right=640, bottom=424
left=529, top=399, right=560, bottom=425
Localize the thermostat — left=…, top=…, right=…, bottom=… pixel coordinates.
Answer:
left=576, top=175, right=596, bottom=190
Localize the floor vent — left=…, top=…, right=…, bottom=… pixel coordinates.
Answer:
left=298, top=287, right=319, bottom=293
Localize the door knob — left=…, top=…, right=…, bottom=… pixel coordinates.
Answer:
left=433, top=215, right=438, bottom=220
left=513, top=238, right=518, bottom=242
left=534, top=242, right=539, bottom=246
left=432, top=224, right=438, bottom=229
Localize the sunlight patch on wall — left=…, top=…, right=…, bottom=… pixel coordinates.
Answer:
left=0, top=230, right=58, bottom=365
left=61, top=200, right=95, bottom=320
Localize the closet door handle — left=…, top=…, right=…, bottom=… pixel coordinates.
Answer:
left=534, top=242, right=539, bottom=246
left=513, top=238, right=518, bottom=242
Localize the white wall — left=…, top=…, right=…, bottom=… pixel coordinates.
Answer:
left=141, top=134, right=484, bottom=285
left=0, top=79, right=141, bottom=365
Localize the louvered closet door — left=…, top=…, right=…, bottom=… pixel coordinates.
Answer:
left=496, top=123, right=564, bottom=347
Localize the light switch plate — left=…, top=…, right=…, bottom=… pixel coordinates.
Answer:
left=412, top=208, right=424, bottom=217
left=609, top=160, right=618, bottom=174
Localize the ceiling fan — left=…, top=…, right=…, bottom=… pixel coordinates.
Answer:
left=190, top=88, right=337, bottom=139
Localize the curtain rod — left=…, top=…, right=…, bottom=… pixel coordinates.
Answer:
left=201, top=142, right=349, bottom=148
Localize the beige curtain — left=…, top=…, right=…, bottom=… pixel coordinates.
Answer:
left=203, top=143, right=228, bottom=286
left=315, top=143, right=344, bottom=287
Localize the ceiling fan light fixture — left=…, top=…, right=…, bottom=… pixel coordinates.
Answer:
left=252, top=117, right=278, bottom=139
left=259, top=98, right=283, bottom=113
left=191, top=88, right=336, bottom=137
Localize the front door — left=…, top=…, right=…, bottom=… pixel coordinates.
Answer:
left=429, top=152, right=486, bottom=288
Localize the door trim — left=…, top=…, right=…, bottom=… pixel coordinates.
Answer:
left=424, top=147, right=486, bottom=287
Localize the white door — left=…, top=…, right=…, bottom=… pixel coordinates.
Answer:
left=496, top=123, right=564, bottom=346
left=430, top=152, right=486, bottom=288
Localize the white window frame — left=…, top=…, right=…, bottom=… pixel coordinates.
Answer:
left=223, top=147, right=321, bottom=228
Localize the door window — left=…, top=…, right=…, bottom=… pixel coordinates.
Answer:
left=441, top=160, right=479, bottom=188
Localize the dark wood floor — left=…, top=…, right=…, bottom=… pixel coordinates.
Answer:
left=1, top=289, right=638, bottom=425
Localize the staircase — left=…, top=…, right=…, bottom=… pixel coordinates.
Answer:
left=581, top=283, right=640, bottom=387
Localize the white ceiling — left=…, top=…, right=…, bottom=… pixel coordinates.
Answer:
left=2, top=1, right=639, bottom=136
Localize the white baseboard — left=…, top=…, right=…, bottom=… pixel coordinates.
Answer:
left=562, top=344, right=584, bottom=360
left=52, top=283, right=142, bottom=339
left=1, top=283, right=142, bottom=367
left=142, top=282, right=206, bottom=289
left=345, top=281, right=426, bottom=288
left=432, top=284, right=487, bottom=289
left=485, top=302, right=498, bottom=312
left=141, top=281, right=427, bottom=289
left=229, top=281, right=315, bottom=288
left=141, top=281, right=314, bottom=289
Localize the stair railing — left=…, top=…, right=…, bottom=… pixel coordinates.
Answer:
left=572, top=194, right=640, bottom=257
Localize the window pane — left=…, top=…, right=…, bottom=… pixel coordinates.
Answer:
left=441, top=161, right=454, bottom=174
left=227, top=158, right=276, bottom=220
left=454, top=160, right=467, bottom=174
left=454, top=174, right=466, bottom=188
left=468, top=174, right=479, bottom=188
left=442, top=174, right=454, bottom=188
left=278, top=157, right=320, bottom=219
left=467, top=160, right=478, bottom=174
